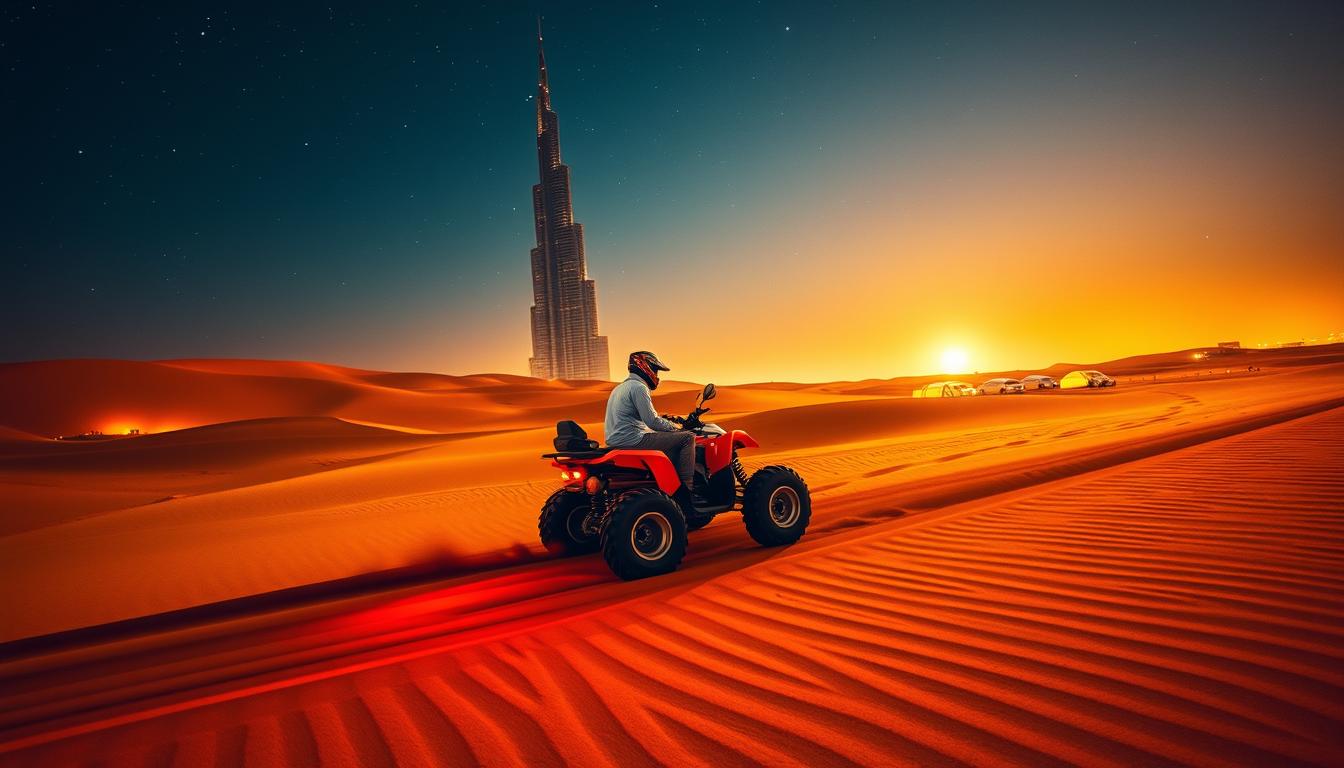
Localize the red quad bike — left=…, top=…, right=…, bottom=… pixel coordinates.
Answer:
left=539, top=383, right=812, bottom=580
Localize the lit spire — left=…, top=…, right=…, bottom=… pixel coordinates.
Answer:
left=536, top=16, right=551, bottom=126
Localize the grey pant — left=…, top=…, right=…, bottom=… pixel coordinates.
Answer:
left=636, top=430, right=695, bottom=489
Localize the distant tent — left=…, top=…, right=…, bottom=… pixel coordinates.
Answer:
left=912, top=381, right=974, bottom=398
left=1060, top=371, right=1102, bottom=389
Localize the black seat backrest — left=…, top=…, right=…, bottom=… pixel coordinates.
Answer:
left=554, top=420, right=600, bottom=453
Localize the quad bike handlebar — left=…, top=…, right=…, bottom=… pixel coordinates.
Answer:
left=662, top=405, right=711, bottom=430
left=658, top=383, right=717, bottom=431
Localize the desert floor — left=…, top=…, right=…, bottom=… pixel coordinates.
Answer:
left=1, top=346, right=1341, bottom=766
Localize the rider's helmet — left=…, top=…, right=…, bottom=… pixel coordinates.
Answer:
left=628, top=350, right=670, bottom=390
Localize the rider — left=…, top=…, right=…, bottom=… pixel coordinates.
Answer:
left=604, top=351, right=696, bottom=512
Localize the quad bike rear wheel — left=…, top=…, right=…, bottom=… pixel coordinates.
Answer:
left=601, top=488, right=687, bottom=580
left=538, top=490, right=600, bottom=556
left=743, top=466, right=811, bottom=546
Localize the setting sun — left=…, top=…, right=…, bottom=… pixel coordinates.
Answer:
left=940, top=347, right=970, bottom=374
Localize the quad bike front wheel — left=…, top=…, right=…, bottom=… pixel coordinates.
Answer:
left=743, top=466, right=811, bottom=547
left=538, top=490, right=600, bottom=556
left=601, top=488, right=687, bottom=580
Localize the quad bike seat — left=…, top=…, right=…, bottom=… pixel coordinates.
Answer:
left=541, top=420, right=614, bottom=459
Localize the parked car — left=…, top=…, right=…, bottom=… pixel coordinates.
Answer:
left=913, top=380, right=979, bottom=398
left=978, top=378, right=1025, bottom=395
left=1083, top=370, right=1116, bottom=387
left=1021, top=374, right=1058, bottom=390
left=1060, top=370, right=1115, bottom=389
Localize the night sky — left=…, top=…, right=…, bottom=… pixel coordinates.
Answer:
left=4, top=2, right=1342, bottom=383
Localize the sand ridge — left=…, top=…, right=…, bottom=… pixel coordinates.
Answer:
left=1, top=350, right=1342, bottom=640
left=1, top=397, right=1341, bottom=766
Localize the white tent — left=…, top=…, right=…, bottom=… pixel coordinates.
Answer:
left=912, top=381, right=976, bottom=398
left=1061, top=370, right=1109, bottom=389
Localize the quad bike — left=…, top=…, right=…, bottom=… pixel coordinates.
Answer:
left=539, top=383, right=811, bottom=580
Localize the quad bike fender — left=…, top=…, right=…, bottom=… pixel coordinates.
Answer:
left=604, top=450, right=683, bottom=494
left=701, top=430, right=757, bottom=474
left=557, top=449, right=682, bottom=494
left=701, top=430, right=759, bottom=474
left=731, top=430, right=759, bottom=450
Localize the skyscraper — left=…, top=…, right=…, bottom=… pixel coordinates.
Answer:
left=527, top=24, right=610, bottom=381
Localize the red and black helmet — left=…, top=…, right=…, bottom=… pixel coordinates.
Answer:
left=628, top=350, right=670, bottom=390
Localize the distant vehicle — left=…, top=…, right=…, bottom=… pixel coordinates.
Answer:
left=1060, top=370, right=1115, bottom=389
left=978, top=378, right=1026, bottom=395
left=1021, top=375, right=1057, bottom=390
left=952, top=382, right=978, bottom=396
left=1084, top=370, right=1115, bottom=387
left=912, top=380, right=978, bottom=398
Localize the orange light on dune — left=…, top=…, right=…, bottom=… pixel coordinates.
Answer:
left=99, top=416, right=194, bottom=436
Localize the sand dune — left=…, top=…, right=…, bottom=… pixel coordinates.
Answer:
left=0, top=346, right=1341, bottom=764
left=0, top=358, right=865, bottom=439
left=0, top=426, right=44, bottom=443
left=0, top=358, right=605, bottom=438
left=1079, top=344, right=1344, bottom=377
left=0, top=417, right=454, bottom=534
left=3, top=416, right=445, bottom=468
left=1, top=350, right=1342, bottom=641
left=1, top=399, right=1340, bottom=766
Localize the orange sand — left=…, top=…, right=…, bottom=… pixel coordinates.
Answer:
left=1, top=346, right=1342, bottom=765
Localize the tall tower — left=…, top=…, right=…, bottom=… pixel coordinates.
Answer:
left=527, top=22, right=610, bottom=381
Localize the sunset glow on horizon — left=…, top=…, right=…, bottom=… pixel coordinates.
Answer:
left=3, top=4, right=1340, bottom=384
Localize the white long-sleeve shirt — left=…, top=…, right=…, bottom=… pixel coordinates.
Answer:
left=604, top=374, right=679, bottom=447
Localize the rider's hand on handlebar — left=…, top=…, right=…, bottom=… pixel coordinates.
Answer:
left=662, top=414, right=685, bottom=425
